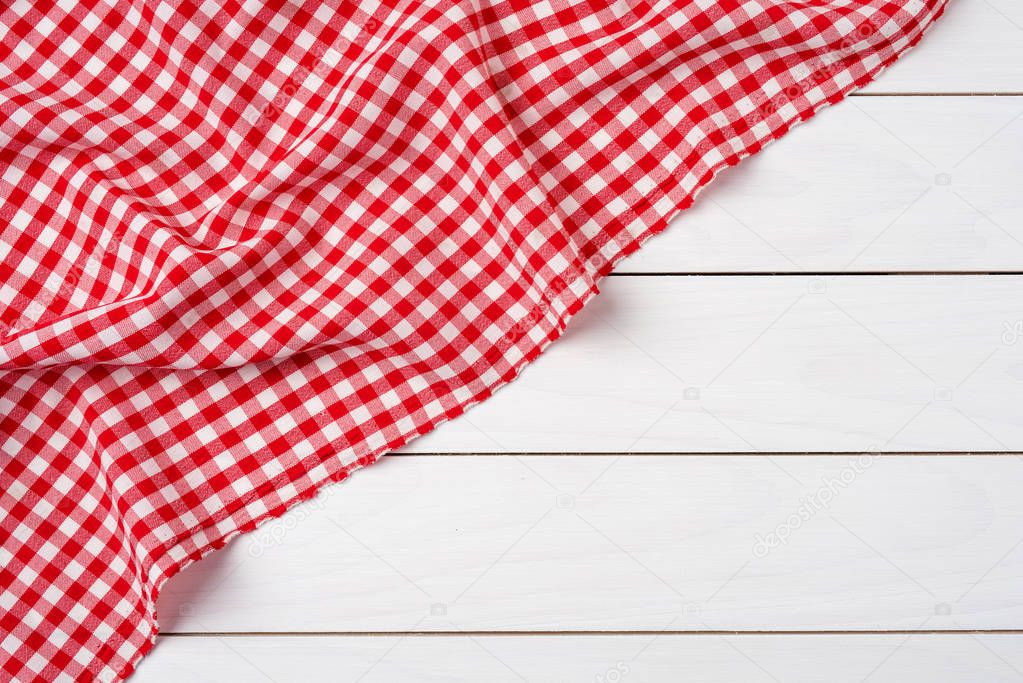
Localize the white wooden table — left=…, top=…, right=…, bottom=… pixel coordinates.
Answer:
left=137, top=1, right=1023, bottom=680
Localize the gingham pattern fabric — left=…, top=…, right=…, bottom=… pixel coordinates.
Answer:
left=1, top=0, right=945, bottom=680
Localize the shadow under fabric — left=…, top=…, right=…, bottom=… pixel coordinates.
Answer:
left=0, top=1, right=947, bottom=680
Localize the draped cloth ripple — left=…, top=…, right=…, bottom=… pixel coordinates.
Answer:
left=1, top=1, right=946, bottom=680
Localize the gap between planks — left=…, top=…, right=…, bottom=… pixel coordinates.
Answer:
left=160, top=629, right=1023, bottom=637
left=395, top=451, right=1023, bottom=456
left=851, top=92, right=1023, bottom=97
left=607, top=272, right=1023, bottom=277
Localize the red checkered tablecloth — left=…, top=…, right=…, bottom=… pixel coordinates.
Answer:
left=1, top=0, right=946, bottom=680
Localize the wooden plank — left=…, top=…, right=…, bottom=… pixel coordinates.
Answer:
left=859, top=0, right=1023, bottom=94
left=157, top=455, right=1023, bottom=632
left=134, top=634, right=1023, bottom=682
left=616, top=96, right=1023, bottom=273
left=404, top=276, right=1023, bottom=454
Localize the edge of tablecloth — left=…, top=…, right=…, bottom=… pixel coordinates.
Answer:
left=118, top=3, right=950, bottom=680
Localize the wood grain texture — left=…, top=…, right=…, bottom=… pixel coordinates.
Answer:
left=139, top=5, right=1023, bottom=678
left=158, top=455, right=1023, bottom=632
left=858, top=0, right=1023, bottom=94
left=405, top=276, right=1023, bottom=454
left=616, top=97, right=1023, bottom=273
left=133, top=634, right=1023, bottom=683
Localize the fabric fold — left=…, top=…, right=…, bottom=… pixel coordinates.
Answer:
left=2, top=1, right=947, bottom=680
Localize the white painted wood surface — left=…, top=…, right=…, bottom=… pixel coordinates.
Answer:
left=617, top=97, right=1023, bottom=273
left=141, top=5, right=1023, bottom=680
left=405, top=276, right=1023, bottom=453
left=158, top=456, right=1023, bottom=633
left=859, top=0, right=1023, bottom=93
left=134, top=634, right=1023, bottom=683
